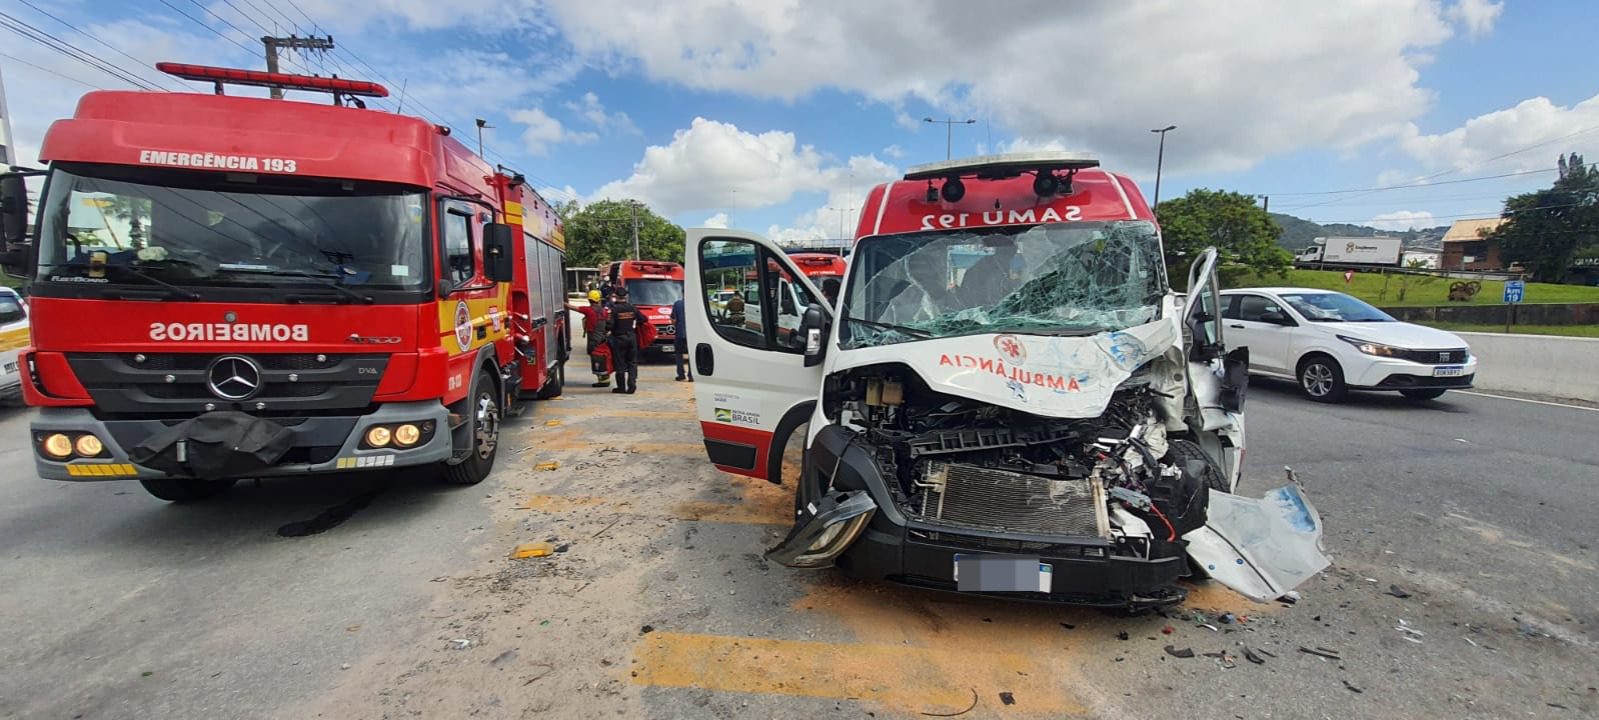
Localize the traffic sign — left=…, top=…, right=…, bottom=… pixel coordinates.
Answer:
left=1503, top=280, right=1524, bottom=304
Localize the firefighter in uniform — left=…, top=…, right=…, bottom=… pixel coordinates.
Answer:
left=576, top=290, right=613, bottom=387
left=607, top=286, right=643, bottom=394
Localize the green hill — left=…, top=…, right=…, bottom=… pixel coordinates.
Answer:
left=1269, top=213, right=1449, bottom=252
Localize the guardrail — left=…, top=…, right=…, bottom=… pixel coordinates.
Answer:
left=1456, top=331, right=1599, bottom=402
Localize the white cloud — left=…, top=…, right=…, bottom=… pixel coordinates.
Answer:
left=1397, top=93, right=1599, bottom=173
left=881, top=144, right=905, bottom=159
left=700, top=212, right=730, bottom=228
left=1365, top=210, right=1437, bottom=231
left=565, top=92, right=640, bottom=135
left=511, top=107, right=598, bottom=155
left=539, top=0, right=1494, bottom=174
left=1448, top=0, right=1504, bottom=39
left=586, top=117, right=826, bottom=212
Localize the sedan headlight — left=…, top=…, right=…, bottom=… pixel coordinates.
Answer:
left=1337, top=335, right=1402, bottom=357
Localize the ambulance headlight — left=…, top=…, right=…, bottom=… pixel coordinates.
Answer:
left=364, top=426, right=392, bottom=448
left=393, top=424, right=421, bottom=447
left=42, top=433, right=74, bottom=459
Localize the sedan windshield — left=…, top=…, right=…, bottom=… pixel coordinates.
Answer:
left=36, top=164, right=429, bottom=294
left=626, top=278, right=683, bottom=306
left=1280, top=292, right=1394, bottom=322
left=840, top=221, right=1165, bottom=348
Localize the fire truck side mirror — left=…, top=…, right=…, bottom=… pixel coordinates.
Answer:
left=483, top=222, right=515, bottom=283
left=0, top=174, right=32, bottom=278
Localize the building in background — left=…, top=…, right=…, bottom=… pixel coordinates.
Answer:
left=0, top=65, right=16, bottom=167
left=1440, top=218, right=1506, bottom=271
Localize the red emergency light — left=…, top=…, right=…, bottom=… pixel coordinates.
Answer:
left=156, top=62, right=390, bottom=98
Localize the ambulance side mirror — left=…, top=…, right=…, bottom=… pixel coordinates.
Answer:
left=801, top=302, right=829, bottom=367
left=1, top=173, right=33, bottom=278
left=482, top=222, right=515, bottom=283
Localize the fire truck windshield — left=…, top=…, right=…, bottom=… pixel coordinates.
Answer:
left=839, top=220, right=1166, bottom=349
left=625, top=279, right=683, bottom=306
left=35, top=164, right=429, bottom=297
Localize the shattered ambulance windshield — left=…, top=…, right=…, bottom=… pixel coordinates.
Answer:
left=839, top=221, right=1166, bottom=348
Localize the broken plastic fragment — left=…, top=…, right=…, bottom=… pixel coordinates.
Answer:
left=536, top=461, right=560, bottom=471
left=511, top=542, right=555, bottom=559
left=1163, top=645, right=1195, bottom=659
left=1184, top=483, right=1331, bottom=602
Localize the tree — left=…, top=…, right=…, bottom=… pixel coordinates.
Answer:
left=1157, top=189, right=1292, bottom=287
left=1483, top=152, right=1598, bottom=282
left=557, top=199, right=685, bottom=268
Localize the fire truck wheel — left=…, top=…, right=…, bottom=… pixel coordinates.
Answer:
left=138, top=478, right=237, bottom=503
left=536, top=361, right=565, bottom=399
left=443, top=370, right=501, bottom=486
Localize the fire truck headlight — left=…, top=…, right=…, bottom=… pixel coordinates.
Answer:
left=365, top=426, right=393, bottom=448
left=393, top=424, right=421, bottom=447
left=43, top=433, right=74, bottom=459
left=75, top=434, right=106, bottom=458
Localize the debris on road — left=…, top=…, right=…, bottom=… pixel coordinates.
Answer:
left=1164, top=645, right=1195, bottom=659
left=1202, top=650, right=1237, bottom=669
left=640, top=625, right=655, bottom=635
left=1219, top=612, right=1237, bottom=625
left=511, top=542, right=556, bottom=559
left=919, top=688, right=978, bottom=717
left=1200, top=623, right=1220, bottom=632
left=1117, top=631, right=1130, bottom=641
left=998, top=692, right=1016, bottom=706
left=1280, top=590, right=1302, bottom=604
left=1162, top=625, right=1175, bottom=635
left=1342, top=679, right=1364, bottom=694
left=1387, top=584, right=1413, bottom=599
left=1243, top=647, right=1267, bottom=665
left=1299, top=646, right=1342, bottom=660
left=535, top=461, right=561, bottom=471
left=451, top=639, right=472, bottom=650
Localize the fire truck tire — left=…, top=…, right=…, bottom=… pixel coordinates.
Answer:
left=443, top=369, right=501, bottom=486
left=138, top=478, right=237, bottom=503
left=536, top=361, right=565, bottom=399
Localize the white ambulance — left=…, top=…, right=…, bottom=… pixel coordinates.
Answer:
left=683, top=152, right=1328, bottom=608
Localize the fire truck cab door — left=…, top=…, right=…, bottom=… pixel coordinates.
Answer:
left=686, top=229, right=829, bottom=482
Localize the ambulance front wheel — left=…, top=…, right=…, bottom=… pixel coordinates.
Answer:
left=139, top=478, right=237, bottom=503
left=442, top=370, right=501, bottom=486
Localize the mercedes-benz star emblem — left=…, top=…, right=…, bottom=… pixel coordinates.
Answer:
left=207, top=356, right=262, bottom=401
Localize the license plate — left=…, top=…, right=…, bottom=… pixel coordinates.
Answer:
left=2, top=362, right=15, bottom=374
left=953, top=554, right=1053, bottom=593
left=1433, top=366, right=1464, bottom=377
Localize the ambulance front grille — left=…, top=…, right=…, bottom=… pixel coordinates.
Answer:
left=915, top=462, right=1108, bottom=538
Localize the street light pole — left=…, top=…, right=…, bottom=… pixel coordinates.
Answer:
left=1150, top=125, right=1176, bottom=212
left=924, top=117, right=976, bottom=160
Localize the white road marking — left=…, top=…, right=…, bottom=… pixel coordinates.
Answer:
left=1455, top=390, right=1599, bottom=413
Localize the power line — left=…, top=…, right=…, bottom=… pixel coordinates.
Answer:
left=14, top=0, right=180, bottom=90
left=1267, top=168, right=1556, bottom=200
left=0, top=49, right=102, bottom=89
left=156, top=0, right=259, bottom=59
left=0, top=12, right=157, bottom=90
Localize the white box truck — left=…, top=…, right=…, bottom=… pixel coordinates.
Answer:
left=1296, top=236, right=1403, bottom=266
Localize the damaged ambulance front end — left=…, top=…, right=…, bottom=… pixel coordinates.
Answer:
left=685, top=153, right=1327, bottom=608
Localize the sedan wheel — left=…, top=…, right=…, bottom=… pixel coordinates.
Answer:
left=1299, top=356, right=1347, bottom=403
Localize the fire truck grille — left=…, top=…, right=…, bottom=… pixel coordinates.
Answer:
left=66, top=353, right=389, bottom=419
left=914, top=462, right=1108, bottom=538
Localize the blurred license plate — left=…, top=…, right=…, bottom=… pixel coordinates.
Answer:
left=1433, top=366, right=1464, bottom=377
left=953, top=554, right=1052, bottom=593
left=2, top=362, right=15, bottom=374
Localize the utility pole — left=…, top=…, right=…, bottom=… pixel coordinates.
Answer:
left=475, top=119, right=493, bottom=157
left=1260, top=195, right=1269, bottom=213
left=826, top=207, right=856, bottom=238
left=261, top=34, right=335, bottom=99
left=923, top=117, right=976, bottom=160
left=1150, top=125, right=1176, bottom=211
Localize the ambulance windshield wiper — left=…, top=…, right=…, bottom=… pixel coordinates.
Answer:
left=846, top=317, right=933, bottom=338
left=225, top=268, right=375, bottom=304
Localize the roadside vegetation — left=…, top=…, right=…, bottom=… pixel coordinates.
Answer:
left=1226, top=268, right=1599, bottom=307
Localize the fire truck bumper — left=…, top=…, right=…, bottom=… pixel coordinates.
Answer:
left=30, top=402, right=453, bottom=481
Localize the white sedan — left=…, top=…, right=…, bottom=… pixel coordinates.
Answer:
left=1218, top=287, right=1476, bottom=402
left=0, top=286, right=29, bottom=402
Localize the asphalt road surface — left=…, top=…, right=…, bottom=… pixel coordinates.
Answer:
left=1, top=366, right=1595, bottom=719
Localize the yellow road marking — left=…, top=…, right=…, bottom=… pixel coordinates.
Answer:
left=631, top=632, right=1083, bottom=716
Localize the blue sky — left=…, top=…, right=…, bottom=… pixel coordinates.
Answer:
left=4, top=0, right=1597, bottom=242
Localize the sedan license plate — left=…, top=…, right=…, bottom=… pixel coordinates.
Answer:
left=953, top=554, right=1053, bottom=593
left=1, top=362, right=15, bottom=374
left=1433, top=365, right=1465, bottom=377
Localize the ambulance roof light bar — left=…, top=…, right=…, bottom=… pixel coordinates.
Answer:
left=903, top=151, right=1099, bottom=181
left=156, top=62, right=390, bottom=99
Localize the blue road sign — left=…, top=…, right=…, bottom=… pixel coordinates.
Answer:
left=1503, top=280, right=1525, bottom=304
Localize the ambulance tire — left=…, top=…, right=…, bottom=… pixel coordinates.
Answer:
left=139, top=477, right=237, bottom=503
left=536, top=361, right=565, bottom=399
left=443, top=370, right=501, bottom=486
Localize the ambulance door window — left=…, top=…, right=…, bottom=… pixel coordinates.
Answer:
left=770, top=261, right=814, bottom=352
left=442, top=204, right=475, bottom=286
left=700, top=239, right=766, bottom=349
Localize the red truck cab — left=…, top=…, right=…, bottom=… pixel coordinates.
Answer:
left=603, top=260, right=683, bottom=351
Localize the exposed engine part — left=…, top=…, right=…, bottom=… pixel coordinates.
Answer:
left=827, top=362, right=1225, bottom=551
left=914, top=462, right=1109, bottom=537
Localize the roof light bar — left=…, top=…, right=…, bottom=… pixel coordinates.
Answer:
left=904, top=151, right=1099, bottom=181
left=156, top=62, right=390, bottom=98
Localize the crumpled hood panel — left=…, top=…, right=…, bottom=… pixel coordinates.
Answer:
left=829, top=318, right=1180, bottom=419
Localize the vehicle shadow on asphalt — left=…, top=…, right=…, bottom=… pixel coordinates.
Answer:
left=1249, top=376, right=1472, bottom=413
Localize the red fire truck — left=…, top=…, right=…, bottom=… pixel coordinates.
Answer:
left=787, top=252, right=847, bottom=305
left=602, top=259, right=683, bottom=352
left=0, top=63, right=569, bottom=502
